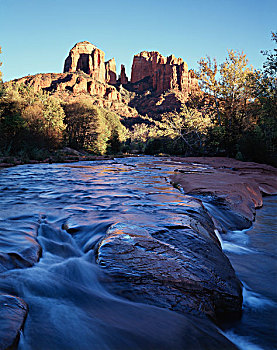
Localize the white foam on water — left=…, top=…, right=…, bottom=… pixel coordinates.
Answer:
left=214, top=229, right=253, bottom=254
left=242, top=285, right=276, bottom=309
left=217, top=226, right=256, bottom=254
left=225, top=228, right=251, bottom=245
left=224, top=330, right=263, bottom=350
left=214, top=229, right=223, bottom=247
left=222, top=241, right=254, bottom=254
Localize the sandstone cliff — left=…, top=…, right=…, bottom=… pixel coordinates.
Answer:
left=8, top=41, right=200, bottom=119
left=119, top=64, right=128, bottom=85
left=131, top=51, right=198, bottom=97
left=105, top=58, right=117, bottom=85
left=64, top=41, right=106, bottom=83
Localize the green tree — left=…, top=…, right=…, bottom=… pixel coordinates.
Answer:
left=196, top=56, right=221, bottom=125
left=63, top=100, right=127, bottom=154
left=196, top=50, right=255, bottom=155
left=144, top=105, right=212, bottom=153
left=248, top=33, right=277, bottom=159
left=0, top=83, right=65, bottom=153
left=262, top=32, right=277, bottom=77
left=63, top=101, right=99, bottom=150
left=0, top=46, right=4, bottom=98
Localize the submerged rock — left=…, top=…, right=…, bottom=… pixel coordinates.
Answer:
left=96, top=220, right=242, bottom=321
left=0, top=294, right=28, bottom=350
left=0, top=237, right=41, bottom=273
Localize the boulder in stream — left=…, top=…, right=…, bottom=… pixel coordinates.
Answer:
left=0, top=294, right=28, bottom=350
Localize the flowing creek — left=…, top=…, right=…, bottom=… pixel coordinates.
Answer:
left=0, top=156, right=276, bottom=349
left=219, top=196, right=277, bottom=350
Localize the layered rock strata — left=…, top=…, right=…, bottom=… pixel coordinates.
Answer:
left=11, top=72, right=138, bottom=118
left=131, top=51, right=199, bottom=96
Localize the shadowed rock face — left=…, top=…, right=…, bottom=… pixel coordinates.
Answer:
left=119, top=64, right=128, bottom=85
left=97, top=219, right=242, bottom=321
left=0, top=295, right=28, bottom=350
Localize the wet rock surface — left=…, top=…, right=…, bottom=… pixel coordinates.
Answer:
left=0, top=226, right=41, bottom=273
left=1, top=157, right=276, bottom=349
left=97, top=221, right=242, bottom=321
left=168, top=157, right=277, bottom=231
left=0, top=295, right=28, bottom=350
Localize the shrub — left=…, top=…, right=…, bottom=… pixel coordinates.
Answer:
left=63, top=100, right=127, bottom=154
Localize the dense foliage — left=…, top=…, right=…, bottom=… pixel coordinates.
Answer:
left=63, top=100, right=127, bottom=154
left=0, top=34, right=276, bottom=165
left=0, top=84, right=65, bottom=158
left=0, top=81, right=129, bottom=160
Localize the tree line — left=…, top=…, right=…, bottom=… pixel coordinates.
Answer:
left=0, top=33, right=276, bottom=165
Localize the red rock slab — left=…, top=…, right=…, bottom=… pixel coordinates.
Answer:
left=167, top=157, right=277, bottom=223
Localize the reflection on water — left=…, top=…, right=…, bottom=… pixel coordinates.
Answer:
left=0, top=157, right=276, bottom=349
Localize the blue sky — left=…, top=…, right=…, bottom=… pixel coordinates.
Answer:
left=0, top=0, right=276, bottom=82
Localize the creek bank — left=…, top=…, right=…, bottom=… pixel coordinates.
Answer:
left=0, top=148, right=118, bottom=169
left=167, top=157, right=277, bottom=231
left=0, top=156, right=276, bottom=349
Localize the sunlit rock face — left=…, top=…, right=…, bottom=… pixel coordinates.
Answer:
left=105, top=58, right=117, bottom=85
left=119, top=64, right=128, bottom=84
left=63, top=41, right=106, bottom=83
left=131, top=51, right=199, bottom=96
left=0, top=295, right=28, bottom=349
left=7, top=41, right=203, bottom=119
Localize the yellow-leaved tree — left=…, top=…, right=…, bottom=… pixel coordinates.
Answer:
left=143, top=105, right=212, bottom=152
left=197, top=50, right=254, bottom=129
left=196, top=50, right=255, bottom=156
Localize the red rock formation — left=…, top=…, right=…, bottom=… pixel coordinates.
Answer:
left=131, top=51, right=198, bottom=97
left=119, top=64, right=128, bottom=84
left=188, top=70, right=199, bottom=95
left=8, top=42, right=201, bottom=119
left=64, top=41, right=106, bottom=83
left=105, top=58, right=117, bottom=85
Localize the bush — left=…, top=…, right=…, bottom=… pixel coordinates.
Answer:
left=63, top=100, right=127, bottom=154
left=0, top=84, right=65, bottom=155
